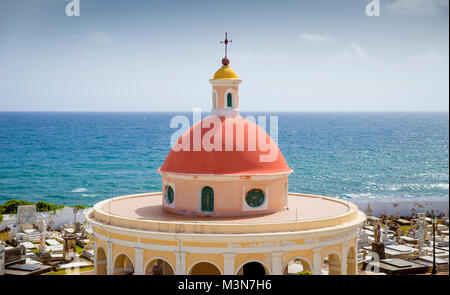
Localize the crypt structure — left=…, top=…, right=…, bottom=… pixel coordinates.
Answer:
left=86, top=34, right=366, bottom=275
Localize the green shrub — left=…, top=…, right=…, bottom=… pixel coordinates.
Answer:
left=35, top=201, right=64, bottom=212
left=0, top=199, right=34, bottom=214
left=296, top=270, right=312, bottom=275
left=72, top=204, right=89, bottom=210
left=0, top=199, right=89, bottom=214
left=0, top=213, right=3, bottom=223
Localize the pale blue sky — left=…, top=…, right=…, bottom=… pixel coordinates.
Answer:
left=0, top=0, right=448, bottom=111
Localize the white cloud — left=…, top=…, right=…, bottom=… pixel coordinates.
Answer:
left=412, top=49, right=444, bottom=62
left=386, top=0, right=449, bottom=16
left=231, top=52, right=257, bottom=63
left=340, top=41, right=370, bottom=63
left=299, top=33, right=335, bottom=46
left=232, top=52, right=288, bottom=63
left=89, top=31, right=112, bottom=45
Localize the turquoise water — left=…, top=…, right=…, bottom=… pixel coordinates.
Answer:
left=0, top=112, right=448, bottom=207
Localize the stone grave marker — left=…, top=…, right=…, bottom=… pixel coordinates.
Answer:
left=16, top=205, right=36, bottom=232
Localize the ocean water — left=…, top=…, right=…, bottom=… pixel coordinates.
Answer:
left=0, top=112, right=448, bottom=207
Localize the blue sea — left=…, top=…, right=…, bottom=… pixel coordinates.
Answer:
left=0, top=112, right=448, bottom=207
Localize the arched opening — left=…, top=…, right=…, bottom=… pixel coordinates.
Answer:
left=145, top=258, right=174, bottom=275
left=322, top=253, right=341, bottom=275
left=347, top=247, right=357, bottom=275
left=201, top=186, right=214, bottom=212
left=189, top=262, right=221, bottom=275
left=96, top=247, right=107, bottom=275
left=236, top=261, right=268, bottom=275
left=113, top=254, right=134, bottom=275
left=282, top=257, right=312, bottom=275
left=227, top=93, right=232, bottom=107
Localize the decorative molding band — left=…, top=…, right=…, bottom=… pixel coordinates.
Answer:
left=209, top=79, right=242, bottom=86
left=211, top=108, right=239, bottom=117
left=92, top=228, right=358, bottom=255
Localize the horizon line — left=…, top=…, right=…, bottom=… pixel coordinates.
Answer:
left=0, top=110, right=449, bottom=113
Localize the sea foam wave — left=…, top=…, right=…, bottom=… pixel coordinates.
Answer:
left=82, top=193, right=97, bottom=198
left=385, top=183, right=449, bottom=191
left=71, top=188, right=88, bottom=193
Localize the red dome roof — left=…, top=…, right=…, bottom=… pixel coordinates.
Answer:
left=159, top=116, right=292, bottom=175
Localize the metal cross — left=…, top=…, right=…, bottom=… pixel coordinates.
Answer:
left=220, top=32, right=232, bottom=58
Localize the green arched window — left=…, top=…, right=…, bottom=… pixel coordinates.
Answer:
left=227, top=93, right=232, bottom=107
left=245, top=189, right=265, bottom=207
left=201, top=186, right=214, bottom=212
left=166, top=186, right=174, bottom=204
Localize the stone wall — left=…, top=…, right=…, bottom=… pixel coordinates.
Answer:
left=351, top=198, right=449, bottom=217
left=0, top=207, right=88, bottom=231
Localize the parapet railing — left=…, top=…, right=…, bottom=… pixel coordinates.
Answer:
left=87, top=192, right=364, bottom=235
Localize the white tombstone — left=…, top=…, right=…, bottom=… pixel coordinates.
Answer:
left=38, top=231, right=46, bottom=255
left=16, top=205, right=36, bottom=232
left=417, top=227, right=425, bottom=243
left=365, top=203, right=373, bottom=217
left=379, top=224, right=385, bottom=241
left=359, top=232, right=369, bottom=247
left=38, top=218, right=47, bottom=233
left=8, top=225, right=17, bottom=240
left=382, top=227, right=393, bottom=245
left=48, top=219, right=55, bottom=231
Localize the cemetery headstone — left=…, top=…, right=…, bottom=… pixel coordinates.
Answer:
left=360, top=231, right=369, bottom=247
left=38, top=218, right=47, bottom=233
left=16, top=205, right=36, bottom=232
left=374, top=221, right=381, bottom=244
left=48, top=219, right=55, bottom=231
left=63, top=234, right=77, bottom=262
left=74, top=222, right=81, bottom=233
left=365, top=203, right=373, bottom=217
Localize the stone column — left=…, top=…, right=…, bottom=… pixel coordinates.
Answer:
left=134, top=248, right=144, bottom=275
left=341, top=244, right=347, bottom=275
left=353, top=239, right=359, bottom=275
left=0, top=243, right=5, bottom=276
left=175, top=252, right=187, bottom=275
left=93, top=239, right=97, bottom=275
left=106, top=241, right=113, bottom=275
left=223, top=253, right=235, bottom=275
left=312, top=247, right=323, bottom=275
left=271, top=252, right=284, bottom=275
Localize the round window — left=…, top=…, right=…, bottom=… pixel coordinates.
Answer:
left=245, top=189, right=265, bottom=207
left=166, top=186, right=174, bottom=204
